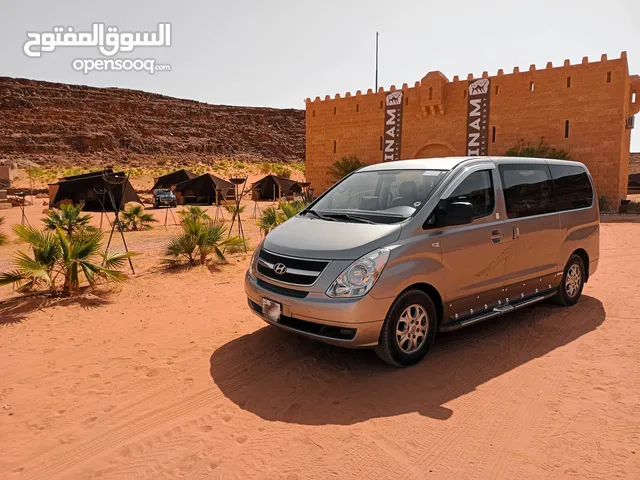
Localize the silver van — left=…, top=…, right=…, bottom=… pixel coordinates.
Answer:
left=245, top=157, right=599, bottom=367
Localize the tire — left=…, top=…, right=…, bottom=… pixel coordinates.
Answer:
left=555, top=254, right=585, bottom=306
left=374, top=289, right=438, bottom=367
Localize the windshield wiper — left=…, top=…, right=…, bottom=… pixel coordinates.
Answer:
left=322, top=213, right=374, bottom=224
left=302, top=209, right=337, bottom=221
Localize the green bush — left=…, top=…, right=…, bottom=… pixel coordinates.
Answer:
left=330, top=155, right=365, bottom=180
left=505, top=137, right=571, bottom=160
left=598, top=196, right=611, bottom=212
left=272, top=164, right=292, bottom=179
left=290, top=162, right=306, bottom=173
left=259, top=162, right=272, bottom=174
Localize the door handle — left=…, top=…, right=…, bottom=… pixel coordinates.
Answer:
left=491, top=230, right=504, bottom=243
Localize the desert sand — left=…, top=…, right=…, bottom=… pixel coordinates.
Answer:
left=0, top=205, right=639, bottom=479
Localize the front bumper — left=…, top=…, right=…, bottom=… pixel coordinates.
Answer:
left=244, top=273, right=388, bottom=348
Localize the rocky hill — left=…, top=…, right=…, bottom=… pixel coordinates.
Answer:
left=0, top=77, right=305, bottom=169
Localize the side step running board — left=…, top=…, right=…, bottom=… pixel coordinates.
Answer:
left=439, top=291, right=556, bottom=332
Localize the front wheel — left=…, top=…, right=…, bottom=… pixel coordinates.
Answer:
left=374, top=289, right=438, bottom=367
left=555, top=254, right=585, bottom=306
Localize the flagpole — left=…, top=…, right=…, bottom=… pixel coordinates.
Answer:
left=375, top=31, right=379, bottom=91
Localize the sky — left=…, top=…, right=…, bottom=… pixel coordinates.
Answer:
left=1, top=0, right=639, bottom=150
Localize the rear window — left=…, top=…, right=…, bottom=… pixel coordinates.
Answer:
left=549, top=165, right=593, bottom=211
left=498, top=164, right=555, bottom=218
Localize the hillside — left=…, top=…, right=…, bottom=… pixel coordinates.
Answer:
left=0, top=77, right=305, bottom=172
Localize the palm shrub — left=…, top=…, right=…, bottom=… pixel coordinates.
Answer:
left=164, top=217, right=243, bottom=266
left=177, top=206, right=211, bottom=223
left=0, top=224, right=133, bottom=295
left=258, top=200, right=309, bottom=234
left=224, top=203, right=246, bottom=222
left=0, top=217, right=6, bottom=246
left=119, top=205, right=157, bottom=231
left=330, top=155, right=365, bottom=180
left=43, top=203, right=93, bottom=237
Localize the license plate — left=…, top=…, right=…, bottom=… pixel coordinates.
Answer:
left=262, top=298, right=281, bottom=322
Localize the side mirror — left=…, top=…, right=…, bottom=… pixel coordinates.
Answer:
left=437, top=201, right=474, bottom=227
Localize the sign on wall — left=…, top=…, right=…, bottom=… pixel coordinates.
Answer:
left=466, top=78, right=491, bottom=156
left=383, top=91, right=403, bottom=161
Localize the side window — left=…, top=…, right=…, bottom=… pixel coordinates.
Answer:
left=498, top=164, right=555, bottom=218
left=549, top=165, right=593, bottom=211
left=447, top=170, right=495, bottom=219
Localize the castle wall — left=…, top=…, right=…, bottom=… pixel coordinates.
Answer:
left=306, top=52, right=639, bottom=206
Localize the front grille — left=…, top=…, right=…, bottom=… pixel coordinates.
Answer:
left=257, top=278, right=309, bottom=298
left=257, top=249, right=328, bottom=286
left=247, top=300, right=356, bottom=341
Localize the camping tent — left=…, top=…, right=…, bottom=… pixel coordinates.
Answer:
left=149, top=169, right=196, bottom=192
left=50, top=170, right=141, bottom=212
left=252, top=175, right=302, bottom=200
left=173, top=173, right=235, bottom=205
left=629, top=173, right=640, bottom=193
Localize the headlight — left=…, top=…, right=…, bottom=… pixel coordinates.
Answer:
left=248, top=241, right=263, bottom=277
left=326, top=248, right=391, bottom=298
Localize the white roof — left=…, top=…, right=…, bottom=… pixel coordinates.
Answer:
left=359, top=156, right=586, bottom=172
left=360, top=157, right=472, bottom=172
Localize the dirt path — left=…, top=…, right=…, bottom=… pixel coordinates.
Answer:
left=1, top=220, right=639, bottom=479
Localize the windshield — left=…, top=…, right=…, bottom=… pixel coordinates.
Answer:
left=309, top=169, right=447, bottom=224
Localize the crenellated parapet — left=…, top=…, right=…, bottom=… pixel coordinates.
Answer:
left=305, top=51, right=632, bottom=109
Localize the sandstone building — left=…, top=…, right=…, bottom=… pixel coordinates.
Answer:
left=305, top=52, right=640, bottom=205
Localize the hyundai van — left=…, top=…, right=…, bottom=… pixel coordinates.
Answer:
left=245, top=157, right=599, bottom=367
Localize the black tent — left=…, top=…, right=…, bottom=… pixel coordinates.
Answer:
left=252, top=175, right=302, bottom=200
left=174, top=173, right=235, bottom=204
left=149, top=169, right=196, bottom=192
left=629, top=173, right=640, bottom=193
left=51, top=170, right=141, bottom=212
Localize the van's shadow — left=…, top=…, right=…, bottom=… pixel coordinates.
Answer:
left=209, top=296, right=605, bottom=425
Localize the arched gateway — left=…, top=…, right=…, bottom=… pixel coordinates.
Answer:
left=413, top=142, right=457, bottom=159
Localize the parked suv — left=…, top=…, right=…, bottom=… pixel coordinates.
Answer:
left=245, top=157, right=599, bottom=367
left=153, top=189, right=177, bottom=208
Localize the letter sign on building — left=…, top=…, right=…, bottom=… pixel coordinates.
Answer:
left=466, top=79, right=491, bottom=156
left=383, top=91, right=403, bottom=161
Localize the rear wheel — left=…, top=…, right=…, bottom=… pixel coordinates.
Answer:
left=555, top=254, right=585, bottom=306
left=375, top=289, right=438, bottom=367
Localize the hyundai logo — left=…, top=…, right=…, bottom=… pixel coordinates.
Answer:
left=273, top=263, right=287, bottom=275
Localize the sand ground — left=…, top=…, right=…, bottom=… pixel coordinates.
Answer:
left=0, top=205, right=639, bottom=479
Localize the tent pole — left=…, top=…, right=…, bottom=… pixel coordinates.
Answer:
left=169, top=204, right=177, bottom=225
left=103, top=171, right=135, bottom=274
